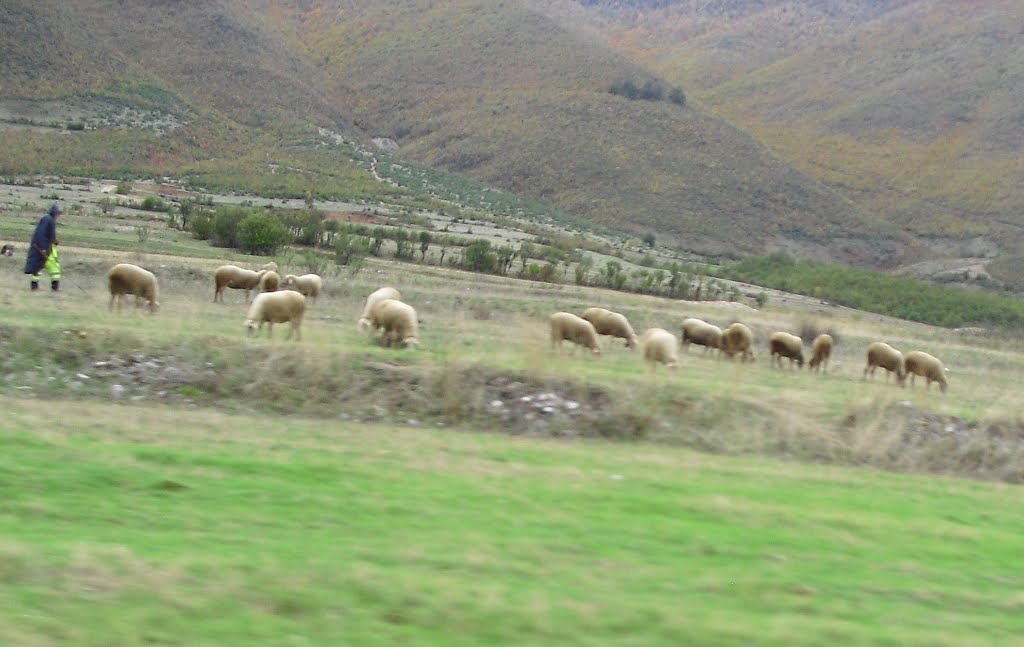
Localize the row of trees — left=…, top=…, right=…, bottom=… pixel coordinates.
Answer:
left=724, top=252, right=1024, bottom=329
left=185, top=204, right=738, bottom=301
left=608, top=79, right=686, bottom=106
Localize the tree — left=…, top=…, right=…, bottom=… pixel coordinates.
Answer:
left=211, top=206, right=249, bottom=248
left=369, top=227, right=387, bottom=256
left=418, top=231, right=432, bottom=261
left=463, top=240, right=497, bottom=273
left=335, top=232, right=369, bottom=267
left=643, top=232, right=656, bottom=248
left=575, top=256, right=594, bottom=286
left=669, top=87, right=686, bottom=106
left=237, top=213, right=290, bottom=255
left=393, top=229, right=414, bottom=260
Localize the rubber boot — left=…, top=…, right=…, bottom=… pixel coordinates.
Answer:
left=51, top=280, right=60, bottom=292
left=30, top=281, right=39, bottom=291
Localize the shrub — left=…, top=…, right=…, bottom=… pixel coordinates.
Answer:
left=140, top=195, right=168, bottom=212
left=190, top=212, right=213, bottom=240
left=334, top=232, right=369, bottom=266
left=463, top=240, right=497, bottom=273
left=211, top=206, right=249, bottom=248
left=237, top=213, right=290, bottom=255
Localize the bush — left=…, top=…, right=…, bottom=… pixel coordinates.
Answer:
left=140, top=196, right=168, bottom=212
left=237, top=213, right=290, bottom=255
left=334, top=232, right=369, bottom=266
left=211, top=206, right=249, bottom=248
left=462, top=240, right=497, bottom=273
left=190, top=212, right=213, bottom=240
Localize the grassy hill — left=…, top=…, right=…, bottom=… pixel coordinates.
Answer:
left=2, top=182, right=1024, bottom=643
left=0, top=0, right=905, bottom=264
left=569, top=0, right=1024, bottom=253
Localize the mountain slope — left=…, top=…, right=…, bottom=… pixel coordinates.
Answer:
left=266, top=0, right=902, bottom=261
left=1, top=0, right=905, bottom=262
left=568, top=0, right=1024, bottom=251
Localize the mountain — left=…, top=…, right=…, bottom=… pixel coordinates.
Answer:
left=0, top=0, right=907, bottom=263
left=566, top=0, right=1024, bottom=256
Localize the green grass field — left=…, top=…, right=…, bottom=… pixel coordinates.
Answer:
left=2, top=189, right=1024, bottom=645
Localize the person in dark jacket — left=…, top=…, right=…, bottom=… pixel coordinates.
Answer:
left=24, top=203, right=62, bottom=291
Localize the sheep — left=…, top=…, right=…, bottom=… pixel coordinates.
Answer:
left=640, top=328, right=678, bottom=372
left=863, top=342, right=905, bottom=384
left=680, top=317, right=722, bottom=354
left=808, top=334, right=834, bottom=373
left=720, top=322, right=755, bottom=362
left=367, top=298, right=419, bottom=349
left=581, top=307, right=639, bottom=349
left=213, top=265, right=266, bottom=303
left=550, top=312, right=601, bottom=354
left=244, top=290, right=306, bottom=341
left=768, top=331, right=804, bottom=369
left=108, top=263, right=160, bottom=314
left=282, top=273, right=323, bottom=303
left=357, top=287, right=402, bottom=333
left=903, top=351, right=948, bottom=393
left=260, top=270, right=280, bottom=293
left=261, top=261, right=278, bottom=272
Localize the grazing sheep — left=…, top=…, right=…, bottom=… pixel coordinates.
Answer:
left=903, top=351, right=948, bottom=393
left=245, top=290, right=306, bottom=341
left=720, top=322, right=755, bottom=362
left=640, top=328, right=678, bottom=371
left=261, top=261, right=278, bottom=272
left=357, top=287, right=402, bottom=333
left=581, top=307, right=639, bottom=348
left=367, top=298, right=419, bottom=349
left=768, top=332, right=804, bottom=369
left=550, top=312, right=601, bottom=354
left=213, top=265, right=266, bottom=303
left=863, top=342, right=905, bottom=384
left=108, top=263, right=160, bottom=314
left=808, top=334, right=834, bottom=373
left=680, top=317, right=722, bottom=354
left=282, top=273, right=323, bottom=303
left=260, top=270, right=280, bottom=293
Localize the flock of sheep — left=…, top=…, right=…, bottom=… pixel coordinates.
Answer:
left=551, top=308, right=949, bottom=393
left=105, top=260, right=947, bottom=392
left=105, top=261, right=418, bottom=347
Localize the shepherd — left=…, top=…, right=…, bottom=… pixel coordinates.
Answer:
left=24, top=203, right=62, bottom=292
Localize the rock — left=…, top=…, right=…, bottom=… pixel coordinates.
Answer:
left=110, top=384, right=126, bottom=399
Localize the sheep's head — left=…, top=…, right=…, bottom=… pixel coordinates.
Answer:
left=245, top=319, right=258, bottom=336
left=626, top=334, right=639, bottom=349
left=149, top=300, right=161, bottom=314
left=357, top=317, right=372, bottom=333
left=401, top=337, right=419, bottom=349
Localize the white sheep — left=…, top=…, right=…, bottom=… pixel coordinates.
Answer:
left=550, top=312, right=601, bottom=354
left=720, top=322, right=755, bottom=362
left=640, top=328, right=679, bottom=371
left=903, top=351, right=948, bottom=393
left=261, top=261, right=278, bottom=272
left=581, top=307, right=639, bottom=348
left=282, top=273, right=323, bottom=303
left=214, top=265, right=266, bottom=303
left=808, top=334, right=834, bottom=373
left=108, top=263, right=160, bottom=314
left=367, top=298, right=419, bottom=348
left=681, top=317, right=722, bottom=354
left=358, top=287, right=402, bottom=333
left=863, top=342, right=905, bottom=384
left=768, top=331, right=804, bottom=369
left=244, top=290, right=307, bottom=341
left=260, top=270, right=280, bottom=293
